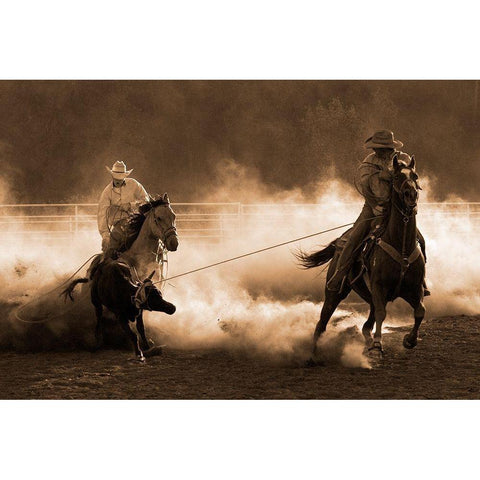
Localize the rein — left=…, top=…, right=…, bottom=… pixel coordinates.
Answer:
left=152, top=205, right=178, bottom=245
left=375, top=183, right=422, bottom=298
left=151, top=218, right=379, bottom=286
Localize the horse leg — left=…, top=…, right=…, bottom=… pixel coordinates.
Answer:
left=119, top=317, right=145, bottom=362
left=309, top=286, right=351, bottom=368
left=135, top=311, right=151, bottom=351
left=91, top=289, right=103, bottom=350
left=370, top=285, right=388, bottom=353
left=306, top=255, right=350, bottom=366
left=403, top=296, right=426, bottom=349
left=312, top=291, right=345, bottom=354
left=94, top=305, right=104, bottom=350
left=361, top=304, right=376, bottom=347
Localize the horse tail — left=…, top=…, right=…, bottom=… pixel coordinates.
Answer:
left=295, top=242, right=337, bottom=269
left=61, top=278, right=89, bottom=302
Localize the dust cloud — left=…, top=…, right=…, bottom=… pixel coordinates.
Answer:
left=1, top=159, right=478, bottom=369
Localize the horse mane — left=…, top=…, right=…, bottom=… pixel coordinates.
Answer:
left=124, top=198, right=169, bottom=248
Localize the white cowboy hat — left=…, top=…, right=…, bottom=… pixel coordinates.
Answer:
left=105, top=161, right=133, bottom=179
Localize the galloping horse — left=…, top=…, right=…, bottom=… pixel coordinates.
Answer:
left=62, top=193, right=179, bottom=360
left=297, top=155, right=426, bottom=358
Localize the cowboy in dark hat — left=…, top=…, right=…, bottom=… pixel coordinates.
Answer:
left=327, top=130, right=429, bottom=294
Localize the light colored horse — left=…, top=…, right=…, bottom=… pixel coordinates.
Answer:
left=62, top=193, right=179, bottom=359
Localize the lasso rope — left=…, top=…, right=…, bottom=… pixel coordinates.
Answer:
left=152, top=218, right=378, bottom=286
left=13, top=216, right=380, bottom=323
left=14, top=254, right=98, bottom=324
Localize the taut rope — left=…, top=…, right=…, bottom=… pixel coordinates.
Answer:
left=152, top=219, right=377, bottom=286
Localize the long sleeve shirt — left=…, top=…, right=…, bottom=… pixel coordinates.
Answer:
left=356, top=151, right=411, bottom=215
left=97, top=178, right=149, bottom=237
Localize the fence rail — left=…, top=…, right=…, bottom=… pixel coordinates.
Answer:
left=0, top=202, right=479, bottom=242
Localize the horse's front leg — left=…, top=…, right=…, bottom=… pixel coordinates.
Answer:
left=91, top=290, right=104, bottom=350
left=370, top=284, right=388, bottom=354
left=119, top=316, right=145, bottom=362
left=135, top=311, right=151, bottom=352
left=362, top=304, right=375, bottom=348
left=403, top=298, right=426, bottom=349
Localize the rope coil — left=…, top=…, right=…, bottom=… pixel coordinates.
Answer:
left=14, top=254, right=98, bottom=324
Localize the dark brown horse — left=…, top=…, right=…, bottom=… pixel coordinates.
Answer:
left=297, top=155, right=426, bottom=358
left=63, top=262, right=175, bottom=361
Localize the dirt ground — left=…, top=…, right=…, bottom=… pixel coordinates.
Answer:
left=1, top=314, right=480, bottom=400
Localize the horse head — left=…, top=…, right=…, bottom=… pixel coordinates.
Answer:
left=392, top=154, right=421, bottom=212
left=148, top=193, right=179, bottom=251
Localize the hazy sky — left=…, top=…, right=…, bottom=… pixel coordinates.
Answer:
left=0, top=80, right=478, bottom=203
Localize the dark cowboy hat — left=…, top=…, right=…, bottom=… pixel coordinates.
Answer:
left=364, top=130, right=403, bottom=149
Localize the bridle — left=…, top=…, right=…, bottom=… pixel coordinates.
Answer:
left=375, top=169, right=423, bottom=297
left=392, top=173, right=419, bottom=213
left=151, top=204, right=178, bottom=247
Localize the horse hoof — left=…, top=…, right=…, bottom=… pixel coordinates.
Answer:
left=362, top=331, right=373, bottom=343
left=143, top=345, right=164, bottom=358
left=368, top=342, right=384, bottom=355
left=403, top=335, right=417, bottom=349
left=305, top=358, right=316, bottom=367
left=305, top=357, right=325, bottom=368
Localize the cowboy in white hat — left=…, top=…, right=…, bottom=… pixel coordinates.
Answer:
left=327, top=130, right=429, bottom=294
left=97, top=161, right=149, bottom=253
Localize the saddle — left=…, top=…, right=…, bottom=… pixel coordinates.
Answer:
left=333, top=223, right=386, bottom=286
left=334, top=223, right=427, bottom=290
left=109, top=218, right=138, bottom=253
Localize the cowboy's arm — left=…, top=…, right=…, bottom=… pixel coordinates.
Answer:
left=135, top=181, right=149, bottom=203
left=126, top=180, right=149, bottom=211
left=357, top=162, right=391, bottom=211
left=357, top=162, right=384, bottom=196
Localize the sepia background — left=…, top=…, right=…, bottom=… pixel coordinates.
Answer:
left=0, top=80, right=479, bottom=399
left=1, top=80, right=479, bottom=204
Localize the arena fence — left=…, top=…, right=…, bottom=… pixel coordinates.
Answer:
left=0, top=202, right=479, bottom=243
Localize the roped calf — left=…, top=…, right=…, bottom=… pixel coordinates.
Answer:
left=63, top=259, right=176, bottom=361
